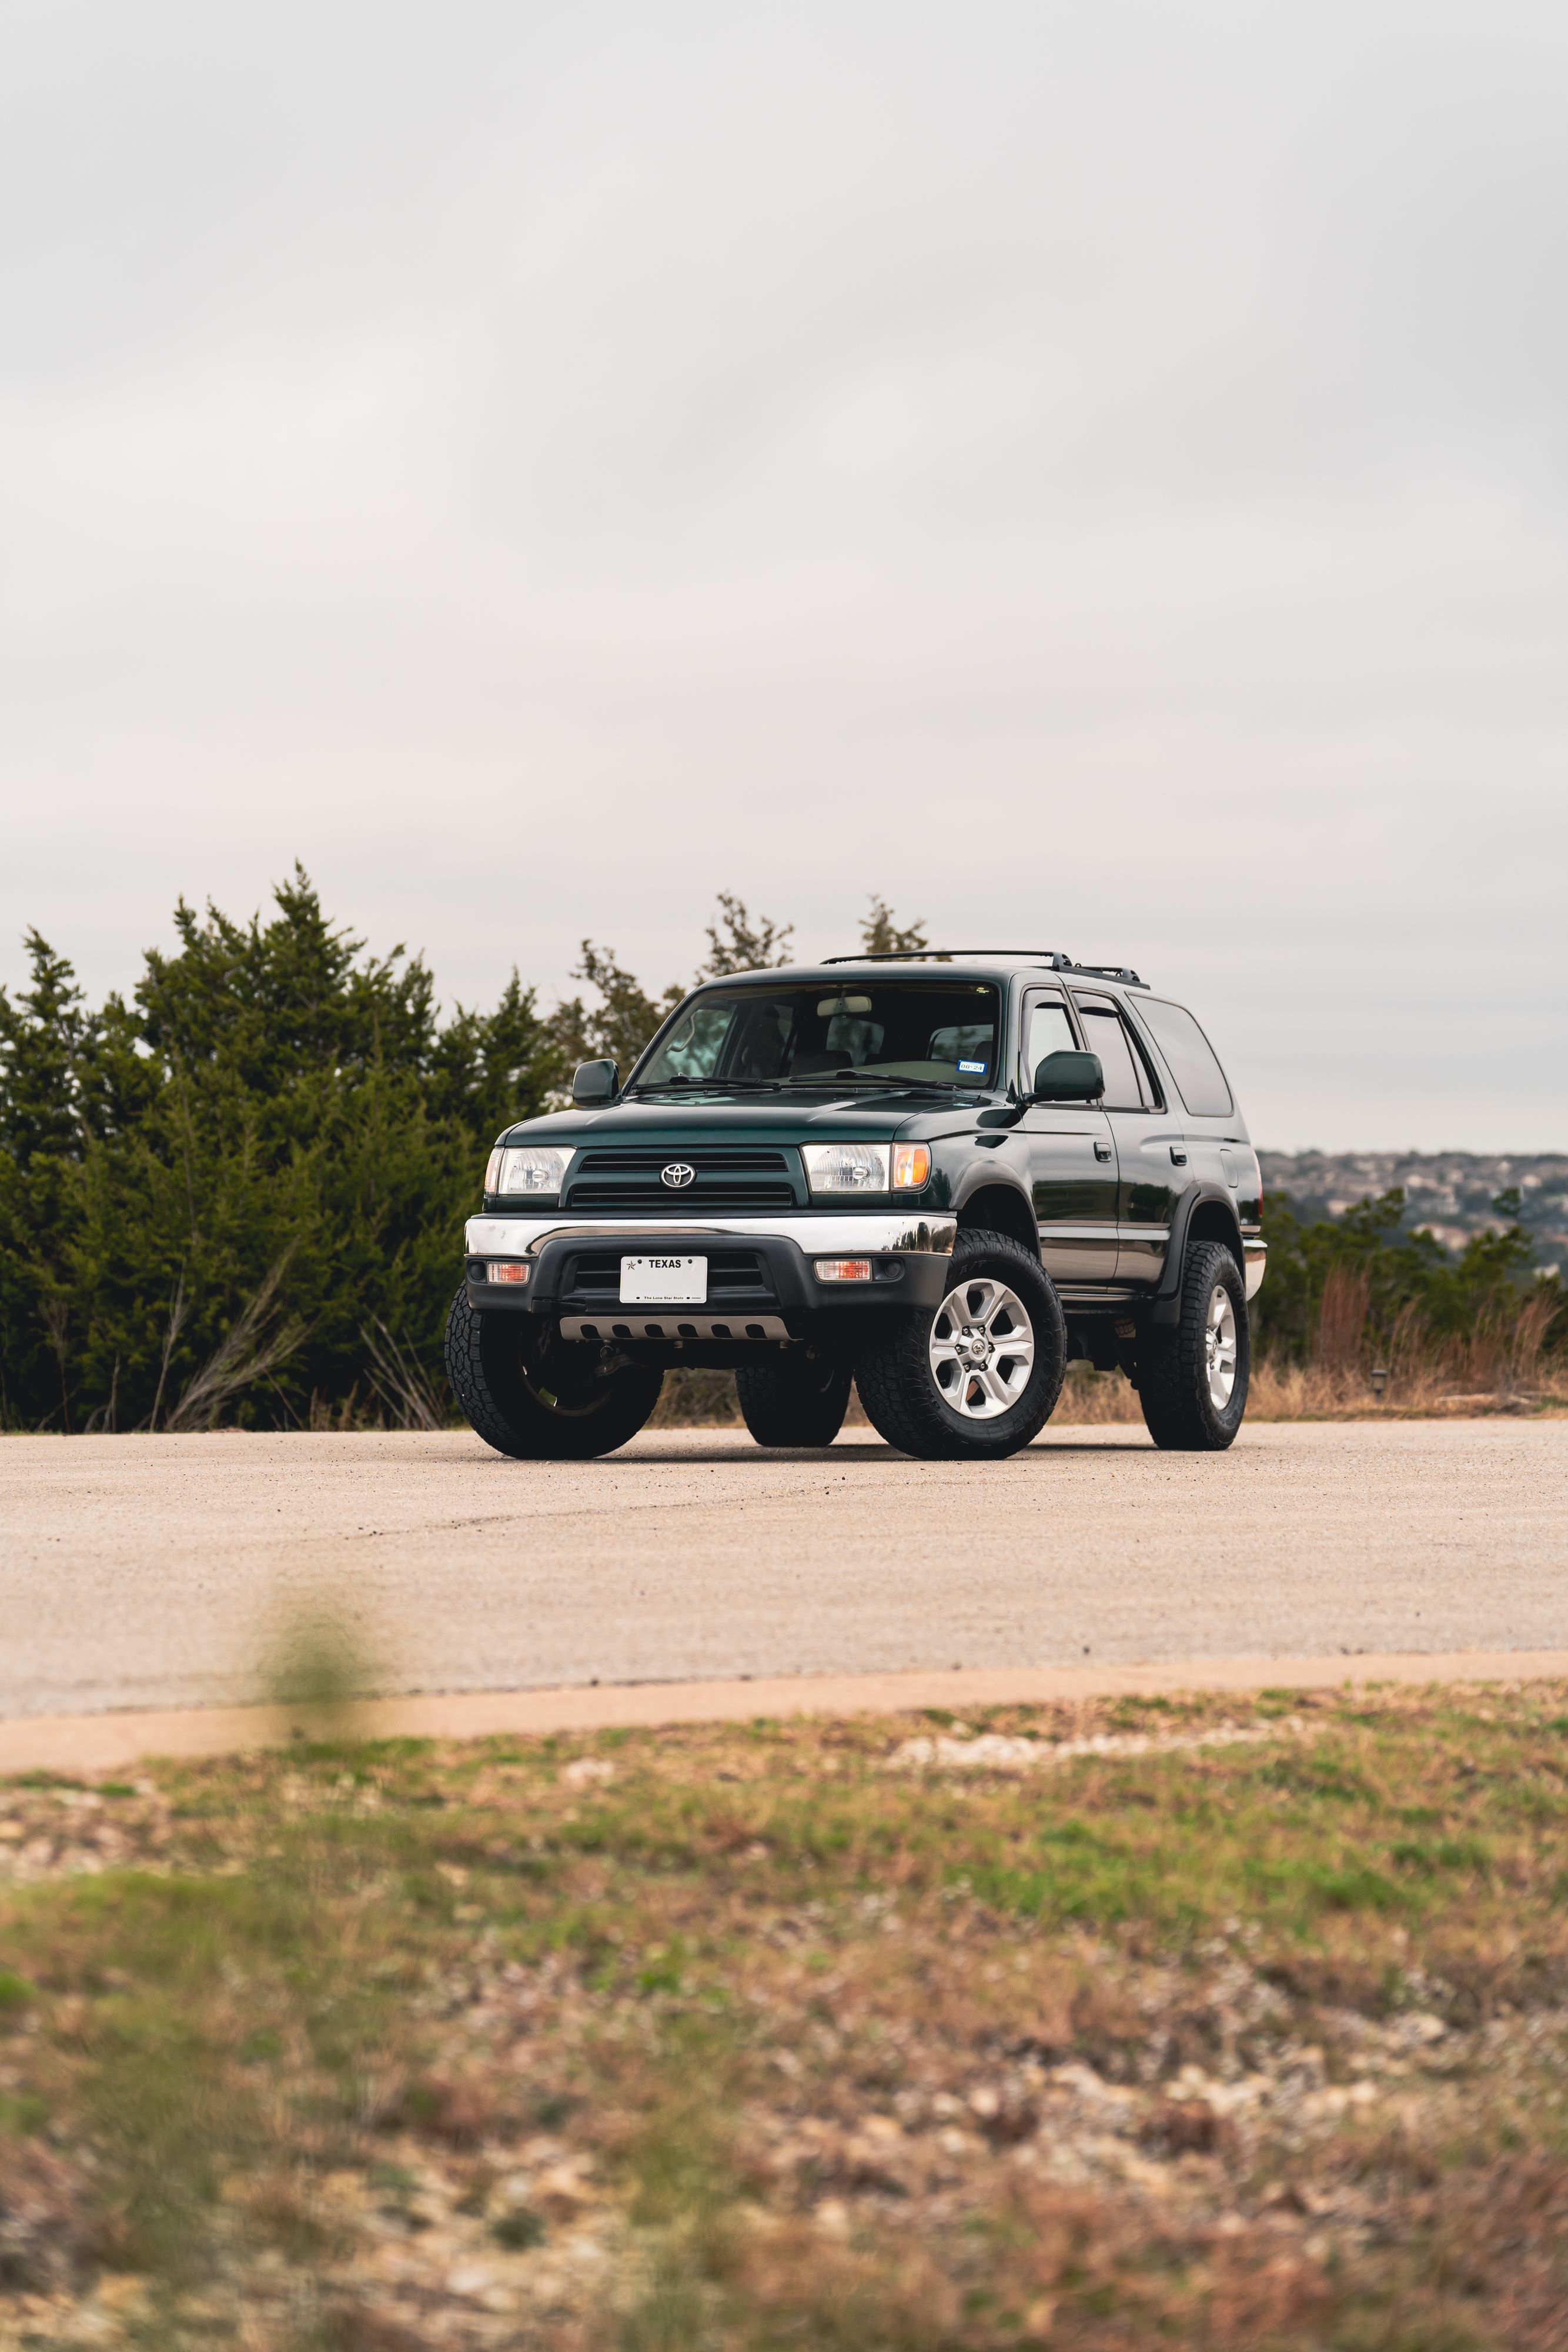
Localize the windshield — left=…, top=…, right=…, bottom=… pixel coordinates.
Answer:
left=634, top=980, right=1002, bottom=1091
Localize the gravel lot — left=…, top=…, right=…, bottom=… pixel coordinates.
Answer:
left=4, top=1419, right=1565, bottom=1718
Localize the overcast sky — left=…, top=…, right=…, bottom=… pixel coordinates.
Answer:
left=4, top=1, right=1565, bottom=1150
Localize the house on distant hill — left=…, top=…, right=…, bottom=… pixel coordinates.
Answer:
left=1260, top=1152, right=1568, bottom=1274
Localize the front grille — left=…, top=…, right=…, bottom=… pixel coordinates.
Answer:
left=563, top=1147, right=800, bottom=1215
left=575, top=1151, right=790, bottom=1173
left=564, top=1249, right=776, bottom=1304
left=567, top=1182, right=797, bottom=1211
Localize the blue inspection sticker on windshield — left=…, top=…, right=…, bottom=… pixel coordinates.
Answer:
left=958, top=1059, right=988, bottom=1074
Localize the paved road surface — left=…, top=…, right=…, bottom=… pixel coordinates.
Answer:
left=4, top=1421, right=1564, bottom=1718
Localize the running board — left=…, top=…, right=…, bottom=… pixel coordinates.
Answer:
left=560, top=1313, right=792, bottom=1344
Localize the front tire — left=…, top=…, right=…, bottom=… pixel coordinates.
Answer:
left=444, top=1288, right=663, bottom=1459
left=735, top=1354, right=854, bottom=1447
left=1136, top=1242, right=1249, bottom=1451
left=854, top=1231, right=1066, bottom=1461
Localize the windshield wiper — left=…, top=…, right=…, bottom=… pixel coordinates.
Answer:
left=785, top=1071, right=973, bottom=1094
left=624, top=1077, right=784, bottom=1095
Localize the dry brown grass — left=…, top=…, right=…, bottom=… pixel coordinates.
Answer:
left=1052, top=1354, right=1568, bottom=1425
left=646, top=1330, right=1568, bottom=1432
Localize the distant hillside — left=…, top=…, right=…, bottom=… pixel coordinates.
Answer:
left=1260, top=1152, right=1568, bottom=1275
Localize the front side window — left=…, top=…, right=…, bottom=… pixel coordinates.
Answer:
left=1135, top=997, right=1233, bottom=1117
left=1073, top=995, right=1156, bottom=1111
left=636, top=981, right=1002, bottom=1091
left=1023, top=994, right=1076, bottom=1085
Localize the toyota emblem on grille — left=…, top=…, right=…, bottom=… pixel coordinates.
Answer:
left=660, top=1161, right=696, bottom=1190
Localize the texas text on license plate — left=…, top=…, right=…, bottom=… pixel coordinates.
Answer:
left=619, top=1255, right=707, bottom=1305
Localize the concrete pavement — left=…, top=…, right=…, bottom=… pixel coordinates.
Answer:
left=4, top=1419, right=1565, bottom=1720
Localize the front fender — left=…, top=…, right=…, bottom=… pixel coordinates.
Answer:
left=948, top=1147, right=1040, bottom=1253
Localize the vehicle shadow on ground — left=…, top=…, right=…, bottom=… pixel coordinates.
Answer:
left=618, top=1438, right=1157, bottom=1465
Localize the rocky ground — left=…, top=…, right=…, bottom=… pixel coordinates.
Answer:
left=0, top=1686, right=1564, bottom=2348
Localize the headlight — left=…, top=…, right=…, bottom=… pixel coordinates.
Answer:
left=486, top=1145, right=570, bottom=1197
left=803, top=1142, right=890, bottom=1195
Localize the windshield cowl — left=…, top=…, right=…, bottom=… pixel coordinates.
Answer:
left=625, top=1075, right=987, bottom=1104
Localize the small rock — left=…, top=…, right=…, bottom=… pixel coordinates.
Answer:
left=1393, top=2010, right=1449, bottom=2049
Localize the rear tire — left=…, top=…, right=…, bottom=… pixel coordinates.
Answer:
left=735, top=1354, right=854, bottom=1448
left=1136, top=1242, right=1249, bottom=1451
left=444, top=1288, right=663, bottom=1459
left=854, top=1230, right=1066, bottom=1461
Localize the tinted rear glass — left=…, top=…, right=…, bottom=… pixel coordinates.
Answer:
left=638, top=981, right=1001, bottom=1088
left=1136, top=997, right=1233, bottom=1117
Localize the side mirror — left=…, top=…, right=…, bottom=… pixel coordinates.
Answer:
left=571, top=1058, right=620, bottom=1106
left=1031, top=1050, right=1103, bottom=1102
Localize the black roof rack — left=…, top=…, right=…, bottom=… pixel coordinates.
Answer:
left=820, top=949, right=1146, bottom=986
left=822, top=947, right=1068, bottom=965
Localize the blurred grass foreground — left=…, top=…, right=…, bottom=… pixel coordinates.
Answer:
left=0, top=1686, right=1566, bottom=2347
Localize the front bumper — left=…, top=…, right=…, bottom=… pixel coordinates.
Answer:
left=462, top=1210, right=958, bottom=1327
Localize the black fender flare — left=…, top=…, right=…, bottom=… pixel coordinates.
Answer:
left=1148, top=1183, right=1244, bottom=1324
left=950, top=1162, right=1041, bottom=1255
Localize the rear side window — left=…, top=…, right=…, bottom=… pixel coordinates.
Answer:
left=1137, top=997, right=1233, bottom=1117
left=1073, top=997, right=1155, bottom=1111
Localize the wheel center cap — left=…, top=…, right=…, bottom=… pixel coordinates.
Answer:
left=959, top=1324, right=991, bottom=1365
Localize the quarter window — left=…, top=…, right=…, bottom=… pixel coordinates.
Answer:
left=1136, top=997, right=1233, bottom=1117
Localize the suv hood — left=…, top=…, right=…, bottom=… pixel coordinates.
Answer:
left=501, top=1094, right=984, bottom=1147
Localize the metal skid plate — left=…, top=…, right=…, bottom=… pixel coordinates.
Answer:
left=559, top=1312, right=791, bottom=1344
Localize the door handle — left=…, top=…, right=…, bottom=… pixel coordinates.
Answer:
left=1170, top=1147, right=1188, bottom=1165
left=1094, top=1141, right=1112, bottom=1161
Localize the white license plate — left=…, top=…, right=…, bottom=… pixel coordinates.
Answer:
left=620, top=1255, right=708, bottom=1305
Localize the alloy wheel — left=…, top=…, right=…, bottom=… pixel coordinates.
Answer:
left=1204, top=1283, right=1238, bottom=1408
left=928, top=1277, right=1035, bottom=1419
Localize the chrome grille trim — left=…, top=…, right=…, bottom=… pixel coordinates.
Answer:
left=574, top=1148, right=791, bottom=1172
left=466, top=1212, right=959, bottom=1256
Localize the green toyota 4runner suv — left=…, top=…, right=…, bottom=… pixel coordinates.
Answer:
left=446, top=950, right=1265, bottom=1462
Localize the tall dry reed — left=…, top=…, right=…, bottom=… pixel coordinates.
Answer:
left=1312, top=1262, right=1370, bottom=1370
